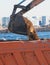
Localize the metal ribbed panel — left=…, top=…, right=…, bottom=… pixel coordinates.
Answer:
left=0, top=40, right=50, bottom=65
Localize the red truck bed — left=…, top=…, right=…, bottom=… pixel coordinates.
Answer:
left=0, top=40, right=50, bottom=65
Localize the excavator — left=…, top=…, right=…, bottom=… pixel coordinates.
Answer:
left=8, top=0, right=44, bottom=40
left=0, top=0, right=50, bottom=65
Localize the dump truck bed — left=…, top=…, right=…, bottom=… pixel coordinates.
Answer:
left=0, top=40, right=50, bottom=65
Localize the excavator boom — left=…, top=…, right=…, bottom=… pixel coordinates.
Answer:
left=30, top=0, right=44, bottom=8
left=12, top=0, right=44, bottom=15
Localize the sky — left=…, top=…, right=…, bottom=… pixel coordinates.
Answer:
left=0, top=0, right=50, bottom=25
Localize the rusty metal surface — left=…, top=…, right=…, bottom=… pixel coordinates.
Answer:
left=0, top=40, right=50, bottom=65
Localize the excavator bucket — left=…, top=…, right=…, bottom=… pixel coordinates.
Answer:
left=8, top=0, right=44, bottom=40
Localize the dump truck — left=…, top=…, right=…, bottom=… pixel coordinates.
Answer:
left=0, top=0, right=50, bottom=65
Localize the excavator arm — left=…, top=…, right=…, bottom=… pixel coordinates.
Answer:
left=30, top=0, right=44, bottom=8
left=12, top=0, right=44, bottom=15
